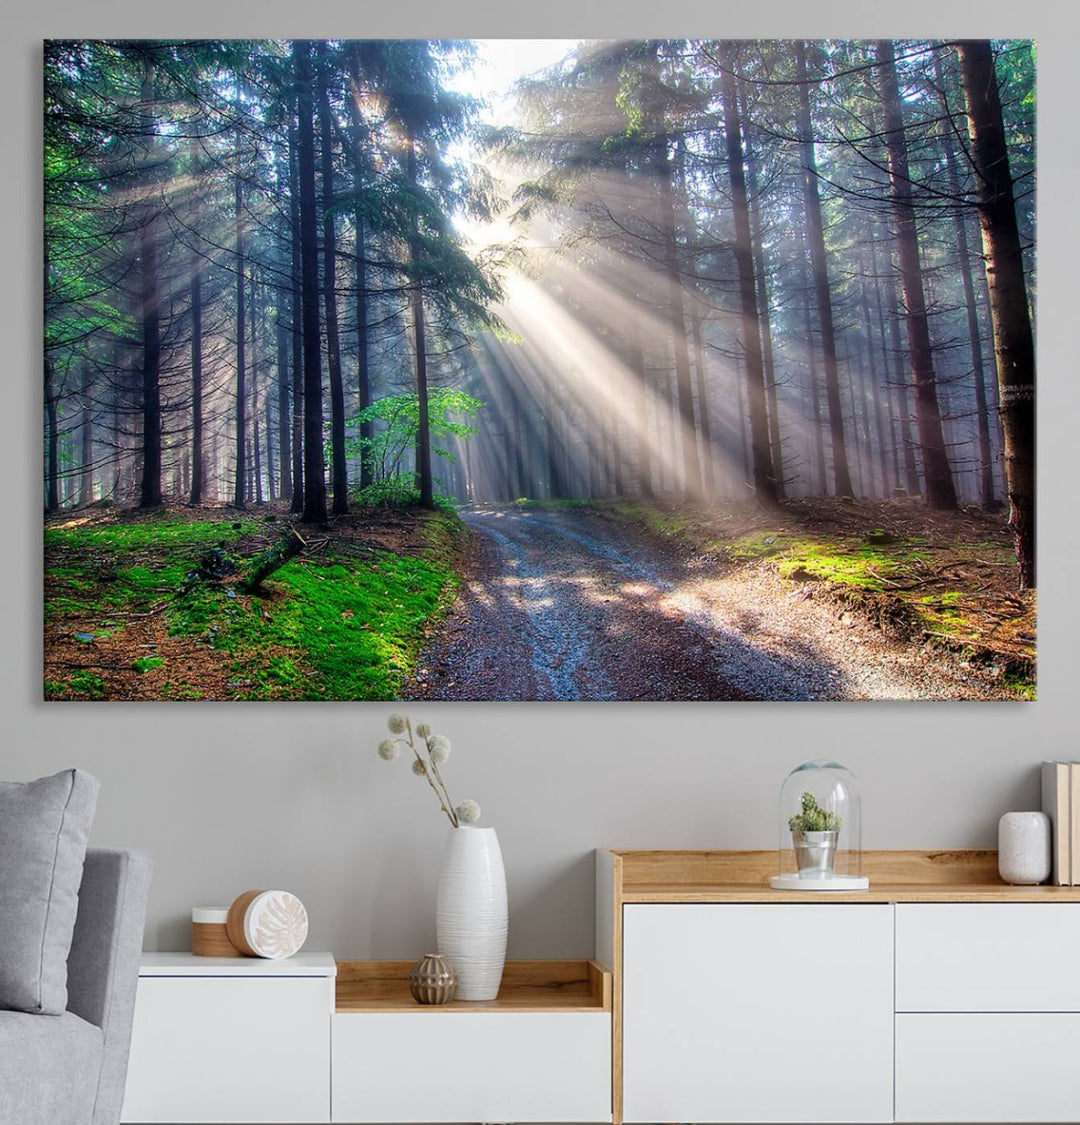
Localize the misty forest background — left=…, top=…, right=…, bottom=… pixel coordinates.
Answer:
left=43, top=39, right=1037, bottom=701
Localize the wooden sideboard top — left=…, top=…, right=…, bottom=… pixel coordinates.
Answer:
left=601, top=849, right=1080, bottom=903
left=335, top=959, right=612, bottom=1013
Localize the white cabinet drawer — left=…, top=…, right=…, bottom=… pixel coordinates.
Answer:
left=332, top=1011, right=611, bottom=1123
left=896, top=1013, right=1080, bottom=1122
left=896, top=904, right=1080, bottom=1011
left=623, top=904, right=894, bottom=1123
left=121, top=976, right=332, bottom=1123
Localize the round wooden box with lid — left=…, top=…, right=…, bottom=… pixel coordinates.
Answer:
left=226, top=889, right=309, bottom=959
left=192, top=906, right=239, bottom=957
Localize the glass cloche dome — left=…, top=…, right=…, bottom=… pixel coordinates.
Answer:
left=771, top=760, right=868, bottom=891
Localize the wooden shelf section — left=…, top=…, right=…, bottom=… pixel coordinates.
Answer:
left=336, top=959, right=611, bottom=1013
left=606, top=849, right=1080, bottom=903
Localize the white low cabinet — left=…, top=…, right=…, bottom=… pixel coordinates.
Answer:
left=120, top=953, right=335, bottom=1124
left=622, top=904, right=894, bottom=1124
left=333, top=1010, right=611, bottom=1123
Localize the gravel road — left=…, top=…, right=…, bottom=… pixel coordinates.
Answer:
left=410, top=506, right=1008, bottom=701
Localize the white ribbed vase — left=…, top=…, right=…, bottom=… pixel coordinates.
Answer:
left=436, top=826, right=507, bottom=1001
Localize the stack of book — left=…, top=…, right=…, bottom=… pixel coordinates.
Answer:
left=1041, top=761, right=1080, bottom=885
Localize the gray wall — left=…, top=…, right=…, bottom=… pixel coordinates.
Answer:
left=3, top=0, right=1076, bottom=959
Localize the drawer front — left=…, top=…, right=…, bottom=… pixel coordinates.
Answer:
left=121, top=976, right=332, bottom=1123
left=896, top=904, right=1080, bottom=1011
left=896, top=1013, right=1080, bottom=1122
left=623, top=904, right=894, bottom=1123
left=332, top=1011, right=611, bottom=1123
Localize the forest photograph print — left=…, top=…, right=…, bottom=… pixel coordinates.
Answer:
left=43, top=38, right=1036, bottom=702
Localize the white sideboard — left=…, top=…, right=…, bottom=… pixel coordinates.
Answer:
left=121, top=955, right=610, bottom=1124
left=600, top=849, right=1080, bottom=1125
left=120, top=953, right=336, bottom=1124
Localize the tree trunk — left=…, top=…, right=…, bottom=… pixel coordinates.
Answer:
left=190, top=241, right=204, bottom=506
left=628, top=317, right=654, bottom=498
left=689, top=299, right=715, bottom=494
left=79, top=367, right=94, bottom=506
left=860, top=284, right=892, bottom=498
left=544, top=387, right=565, bottom=499
left=405, top=125, right=435, bottom=510
left=44, top=233, right=60, bottom=514
left=316, top=42, right=349, bottom=515
left=251, top=270, right=263, bottom=504
left=936, top=53, right=997, bottom=511
left=232, top=104, right=247, bottom=511
left=288, top=113, right=305, bottom=514
left=139, top=62, right=163, bottom=509
left=742, top=86, right=784, bottom=497
left=655, top=139, right=702, bottom=497
left=958, top=39, right=1035, bottom=587
left=795, top=40, right=852, bottom=498
left=882, top=242, right=922, bottom=494
left=276, top=308, right=291, bottom=501
left=295, top=40, right=327, bottom=524
left=240, top=529, right=307, bottom=593
left=346, top=46, right=374, bottom=491
left=876, top=38, right=958, bottom=511
left=719, top=46, right=777, bottom=505
left=796, top=224, right=827, bottom=494
left=868, top=231, right=902, bottom=492
left=843, top=359, right=864, bottom=496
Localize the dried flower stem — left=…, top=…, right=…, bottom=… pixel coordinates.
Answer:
left=403, top=718, right=458, bottom=827
left=425, top=753, right=458, bottom=827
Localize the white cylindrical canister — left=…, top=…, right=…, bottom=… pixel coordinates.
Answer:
left=998, top=811, right=1052, bottom=885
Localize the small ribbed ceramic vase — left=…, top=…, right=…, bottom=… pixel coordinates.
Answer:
left=435, top=826, right=507, bottom=1001
left=998, top=811, right=1052, bottom=885
left=408, top=952, right=458, bottom=1005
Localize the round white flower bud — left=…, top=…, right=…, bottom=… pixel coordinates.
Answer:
left=427, top=735, right=451, bottom=762
left=454, top=799, right=481, bottom=824
left=377, top=739, right=399, bottom=761
left=411, top=759, right=427, bottom=777
left=415, top=722, right=432, bottom=738
left=387, top=713, right=409, bottom=735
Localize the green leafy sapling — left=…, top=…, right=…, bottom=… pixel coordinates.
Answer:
left=788, top=791, right=842, bottom=833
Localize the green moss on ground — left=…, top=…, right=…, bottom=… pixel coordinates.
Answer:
left=44, top=509, right=464, bottom=701
left=512, top=497, right=589, bottom=511
left=1002, top=669, right=1037, bottom=701
left=46, top=670, right=107, bottom=700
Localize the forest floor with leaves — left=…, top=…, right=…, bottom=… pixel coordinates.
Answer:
left=44, top=505, right=466, bottom=701
left=411, top=498, right=1035, bottom=701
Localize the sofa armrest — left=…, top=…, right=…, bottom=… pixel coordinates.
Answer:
left=66, top=848, right=153, bottom=1125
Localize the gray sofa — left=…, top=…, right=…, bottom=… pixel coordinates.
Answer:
left=0, top=848, right=153, bottom=1125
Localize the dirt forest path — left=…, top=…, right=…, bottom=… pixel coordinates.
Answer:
left=410, top=506, right=1006, bottom=702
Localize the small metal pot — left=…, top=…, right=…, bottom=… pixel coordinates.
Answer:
left=792, top=830, right=839, bottom=877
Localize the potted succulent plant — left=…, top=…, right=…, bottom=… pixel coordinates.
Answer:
left=788, top=792, right=842, bottom=877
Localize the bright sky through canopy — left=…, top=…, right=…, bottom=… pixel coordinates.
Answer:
left=451, top=39, right=579, bottom=126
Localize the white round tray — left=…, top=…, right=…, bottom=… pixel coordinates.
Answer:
left=770, top=873, right=870, bottom=891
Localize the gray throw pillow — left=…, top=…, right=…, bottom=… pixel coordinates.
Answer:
left=0, top=769, right=99, bottom=1014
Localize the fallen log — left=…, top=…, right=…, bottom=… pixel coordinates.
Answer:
left=239, top=529, right=307, bottom=592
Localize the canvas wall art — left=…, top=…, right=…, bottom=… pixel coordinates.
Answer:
left=43, top=38, right=1036, bottom=701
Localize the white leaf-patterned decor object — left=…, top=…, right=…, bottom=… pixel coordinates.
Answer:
left=228, top=890, right=309, bottom=959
